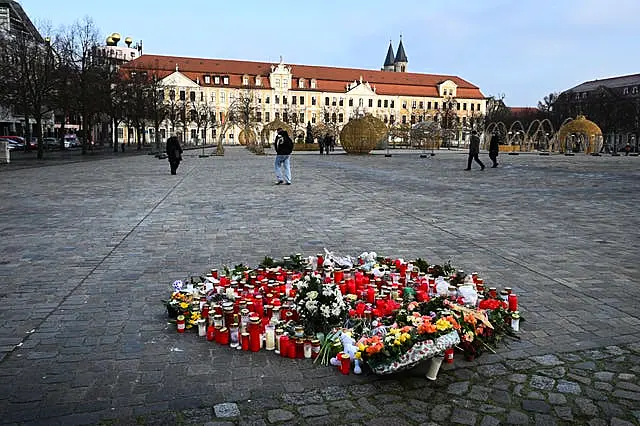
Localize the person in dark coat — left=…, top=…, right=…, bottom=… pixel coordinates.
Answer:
left=166, top=136, right=183, bottom=175
left=465, top=130, right=485, bottom=171
left=319, top=135, right=325, bottom=155
left=274, top=128, right=294, bottom=184
left=489, top=132, right=500, bottom=168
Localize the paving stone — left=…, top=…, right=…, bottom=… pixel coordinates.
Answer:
left=522, top=400, right=551, bottom=414
left=597, top=401, right=625, bottom=418
left=356, top=397, right=380, bottom=415
left=214, top=403, right=240, bottom=418
left=587, top=419, right=608, bottom=426
left=450, top=408, right=477, bottom=425
left=526, top=391, right=545, bottom=400
left=476, top=363, right=509, bottom=377
left=530, top=375, right=555, bottom=391
left=574, top=397, right=599, bottom=416
left=573, top=361, right=597, bottom=371
left=509, top=373, right=528, bottom=383
left=538, top=367, right=566, bottom=379
left=610, top=419, right=635, bottom=426
left=556, top=380, right=581, bottom=395
left=368, top=417, right=410, bottom=426
left=447, top=381, right=470, bottom=395
left=593, top=371, right=615, bottom=381
left=510, top=359, right=537, bottom=370
left=490, top=389, right=511, bottom=405
left=468, top=385, right=490, bottom=402
left=328, top=400, right=356, bottom=412
left=480, top=415, right=501, bottom=426
left=534, top=413, right=557, bottom=426
left=547, top=392, right=566, bottom=405
left=531, top=355, right=564, bottom=367
left=430, top=404, right=452, bottom=422
left=553, top=406, right=573, bottom=422
left=320, top=386, right=348, bottom=401
left=618, top=373, right=636, bottom=381
left=267, top=409, right=294, bottom=423
left=297, top=404, right=329, bottom=418
left=506, top=410, right=531, bottom=424
left=612, top=389, right=640, bottom=401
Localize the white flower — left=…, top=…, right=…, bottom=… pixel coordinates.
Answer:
left=322, top=286, right=334, bottom=297
left=331, top=306, right=343, bottom=317
left=307, top=291, right=318, bottom=301
left=305, top=300, right=318, bottom=313
left=320, top=305, right=331, bottom=318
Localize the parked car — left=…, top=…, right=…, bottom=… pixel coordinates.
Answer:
left=3, top=138, right=24, bottom=151
left=28, top=137, right=38, bottom=149
left=43, top=137, right=59, bottom=149
left=64, top=136, right=80, bottom=148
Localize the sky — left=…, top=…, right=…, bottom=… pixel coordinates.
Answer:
left=21, top=0, right=640, bottom=107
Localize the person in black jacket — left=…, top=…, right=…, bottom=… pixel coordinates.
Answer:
left=465, top=130, right=485, bottom=171
left=274, top=128, right=293, bottom=184
left=166, top=136, right=183, bottom=175
left=489, top=132, right=500, bottom=167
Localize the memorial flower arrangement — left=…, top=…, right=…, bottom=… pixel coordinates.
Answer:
left=163, top=250, right=523, bottom=378
left=293, top=273, right=348, bottom=335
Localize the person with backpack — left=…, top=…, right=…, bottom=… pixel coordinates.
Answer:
left=274, top=128, right=293, bottom=185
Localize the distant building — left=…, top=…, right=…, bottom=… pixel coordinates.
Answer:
left=0, top=0, right=48, bottom=136
left=121, top=39, right=486, bottom=146
left=556, top=73, right=640, bottom=152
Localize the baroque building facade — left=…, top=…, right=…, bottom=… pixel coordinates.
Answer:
left=122, top=40, right=486, bottom=146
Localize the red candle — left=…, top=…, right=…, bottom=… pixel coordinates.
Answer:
left=288, top=338, right=297, bottom=358
left=206, top=325, right=215, bottom=341
left=366, top=286, right=375, bottom=304
left=211, top=269, right=219, bottom=279
left=317, top=254, right=324, bottom=268
left=339, top=282, right=347, bottom=295
left=176, top=315, right=185, bottom=333
left=489, top=287, right=497, bottom=298
left=241, top=332, right=250, bottom=351
left=219, top=327, right=229, bottom=345
left=334, top=269, right=344, bottom=283
left=346, top=279, right=356, bottom=295
left=340, top=353, right=351, bottom=375
left=508, top=294, right=518, bottom=312
left=445, top=347, right=454, bottom=364
left=279, top=335, right=290, bottom=357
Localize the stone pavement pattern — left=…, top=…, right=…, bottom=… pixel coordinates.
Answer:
left=0, top=148, right=639, bottom=425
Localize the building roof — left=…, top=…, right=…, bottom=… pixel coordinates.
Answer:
left=566, top=73, right=640, bottom=93
left=383, top=42, right=395, bottom=67
left=125, top=54, right=485, bottom=99
left=395, top=38, right=408, bottom=63
left=509, top=107, right=538, bottom=116
left=0, top=0, right=43, bottom=42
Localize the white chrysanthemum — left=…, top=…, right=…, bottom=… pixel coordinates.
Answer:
left=307, top=291, right=318, bottom=301
left=331, top=306, right=343, bottom=317
left=305, top=300, right=318, bottom=313
left=322, top=286, right=334, bottom=297
left=320, top=305, right=331, bottom=318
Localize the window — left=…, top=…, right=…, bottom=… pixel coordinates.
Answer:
left=257, top=96, right=262, bottom=104
left=299, top=78, right=305, bottom=88
left=283, top=79, right=288, bottom=88
left=191, top=129, right=197, bottom=140
left=257, top=111, right=262, bottom=122
left=223, top=76, right=229, bottom=85
left=256, top=76, right=262, bottom=86
left=243, top=76, right=249, bottom=85
left=157, top=90, right=164, bottom=100
left=265, top=96, right=270, bottom=104
left=311, top=79, right=317, bottom=89
left=443, top=89, right=448, bottom=96
left=265, top=112, right=270, bottom=121
left=212, top=129, right=216, bottom=138
left=117, top=128, right=124, bottom=139
left=332, top=97, right=337, bottom=106
left=402, top=101, right=407, bottom=109
left=211, top=93, right=216, bottom=103
left=471, top=103, right=475, bottom=111
left=634, top=87, right=639, bottom=94
left=383, top=115, right=388, bottom=123
left=402, top=115, right=407, bottom=124
left=221, top=92, right=226, bottom=103
left=427, top=101, right=431, bottom=109
left=338, top=113, right=344, bottom=123
left=190, top=110, right=197, bottom=121
left=275, top=95, right=280, bottom=104
left=325, top=97, right=330, bottom=106
left=219, top=111, right=224, bottom=122
left=214, top=76, right=220, bottom=84
left=339, top=98, right=343, bottom=106
left=312, top=113, right=316, bottom=124
left=384, top=100, right=388, bottom=108
left=204, top=75, right=211, bottom=84
left=412, top=100, right=417, bottom=108
left=331, top=113, right=337, bottom=122
left=324, top=112, right=330, bottom=122
left=411, top=115, right=416, bottom=124
left=190, top=92, right=196, bottom=102
left=283, top=112, right=288, bottom=122
left=180, top=90, right=186, bottom=101
left=292, top=96, right=296, bottom=105
left=623, top=87, right=629, bottom=95
left=283, top=95, right=288, bottom=105
left=359, top=98, right=364, bottom=107
left=369, top=99, right=373, bottom=108
left=275, top=112, right=280, bottom=120
left=378, top=100, right=382, bottom=107
left=463, top=103, right=467, bottom=110
left=390, top=115, right=395, bottom=123
left=200, top=92, right=204, bottom=101
left=291, top=113, right=297, bottom=123
left=312, top=96, right=316, bottom=106
left=434, top=102, right=439, bottom=110
left=582, top=92, right=588, bottom=99
left=276, top=78, right=281, bottom=88
left=349, top=99, right=354, bottom=107
left=299, top=96, right=304, bottom=105
left=477, top=103, right=480, bottom=111
left=390, top=100, right=395, bottom=108
left=299, top=112, right=304, bottom=122
left=229, top=134, right=234, bottom=140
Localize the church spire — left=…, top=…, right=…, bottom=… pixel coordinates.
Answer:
left=382, top=40, right=395, bottom=72
left=394, top=35, right=408, bottom=72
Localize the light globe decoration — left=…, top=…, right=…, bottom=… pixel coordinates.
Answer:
left=340, top=115, right=387, bottom=154
left=557, top=115, right=603, bottom=155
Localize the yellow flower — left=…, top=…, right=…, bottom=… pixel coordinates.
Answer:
left=393, top=339, right=401, bottom=346
left=436, top=317, right=452, bottom=331
left=400, top=333, right=410, bottom=343
left=355, top=352, right=362, bottom=360
left=358, top=343, right=366, bottom=352
left=179, top=302, right=189, bottom=309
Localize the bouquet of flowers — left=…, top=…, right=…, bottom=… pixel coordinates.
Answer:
left=293, top=274, right=348, bottom=335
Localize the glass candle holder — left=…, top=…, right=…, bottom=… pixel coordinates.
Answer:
left=176, top=315, right=185, bottom=333
left=340, top=353, right=351, bottom=375
left=303, top=339, right=312, bottom=359
left=265, top=324, right=276, bottom=351
left=229, top=323, right=240, bottom=348
left=197, top=319, right=207, bottom=337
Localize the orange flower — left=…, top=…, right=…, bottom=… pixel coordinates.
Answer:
left=445, top=315, right=461, bottom=330
left=463, top=313, right=477, bottom=326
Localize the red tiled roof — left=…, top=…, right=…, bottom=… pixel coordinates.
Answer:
left=125, top=54, right=485, bottom=99
left=510, top=107, right=538, bottom=116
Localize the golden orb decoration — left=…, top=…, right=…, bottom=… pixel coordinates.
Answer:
left=340, top=115, right=387, bottom=154
left=124, top=37, right=133, bottom=47
left=557, top=115, right=603, bottom=154
left=106, top=36, right=115, bottom=46
left=111, top=33, right=121, bottom=44
left=239, top=128, right=257, bottom=146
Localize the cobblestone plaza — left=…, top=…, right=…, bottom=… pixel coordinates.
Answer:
left=1, top=148, right=639, bottom=425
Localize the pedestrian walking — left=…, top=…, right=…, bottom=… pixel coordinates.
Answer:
left=465, top=130, right=485, bottom=171
left=319, top=135, right=325, bottom=155
left=274, top=128, right=293, bottom=185
left=625, top=143, right=631, bottom=156
left=489, top=132, right=500, bottom=168
left=166, top=136, right=183, bottom=175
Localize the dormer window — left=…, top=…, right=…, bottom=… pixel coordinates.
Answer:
left=633, top=87, right=639, bottom=95
left=256, top=76, right=262, bottom=86
left=242, top=76, right=249, bottom=86
left=623, top=87, right=629, bottom=95
left=299, top=78, right=305, bottom=88
left=214, top=76, right=220, bottom=84
left=311, top=79, right=317, bottom=89
left=223, top=76, right=229, bottom=85
left=204, top=75, right=211, bottom=84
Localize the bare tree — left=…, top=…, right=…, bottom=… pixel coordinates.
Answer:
left=230, top=89, right=261, bottom=153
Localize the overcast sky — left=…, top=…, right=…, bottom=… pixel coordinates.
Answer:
left=22, top=0, right=640, bottom=107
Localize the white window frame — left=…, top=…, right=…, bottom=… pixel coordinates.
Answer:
left=223, top=76, right=229, bottom=85
left=256, top=76, right=262, bottom=86
left=242, top=76, right=249, bottom=85
left=204, top=75, right=210, bottom=84
left=214, top=76, right=220, bottom=84
left=311, top=79, right=317, bottom=89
